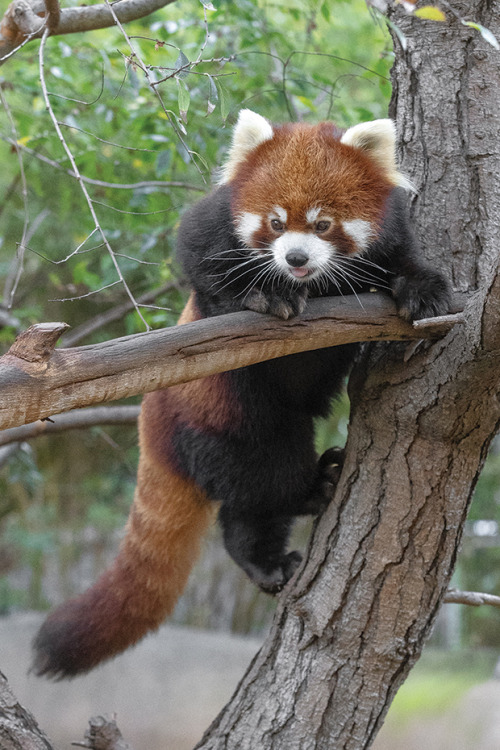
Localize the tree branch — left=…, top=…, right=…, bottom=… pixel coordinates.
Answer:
left=0, top=405, right=140, bottom=446
left=43, top=0, right=59, bottom=31
left=0, top=294, right=464, bottom=431
left=0, top=135, right=206, bottom=194
left=0, top=0, right=177, bottom=63
left=37, top=28, right=150, bottom=331
left=74, top=715, right=136, bottom=750
left=444, top=589, right=500, bottom=609
left=62, top=282, right=178, bottom=347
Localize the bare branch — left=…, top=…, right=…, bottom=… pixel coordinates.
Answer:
left=444, top=588, right=500, bottom=609
left=0, top=82, right=29, bottom=308
left=63, top=281, right=177, bottom=346
left=0, top=405, right=140, bottom=446
left=0, top=309, right=21, bottom=330
left=0, top=0, right=177, bottom=63
left=0, top=294, right=464, bottom=431
left=38, top=27, right=149, bottom=330
left=0, top=135, right=206, bottom=193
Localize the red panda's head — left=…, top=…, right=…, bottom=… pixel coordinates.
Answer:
left=220, top=110, right=411, bottom=285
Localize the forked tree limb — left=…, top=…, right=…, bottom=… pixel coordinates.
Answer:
left=0, top=293, right=464, bottom=431
left=0, top=0, right=177, bottom=62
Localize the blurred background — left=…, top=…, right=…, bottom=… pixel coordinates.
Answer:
left=1, top=0, right=500, bottom=747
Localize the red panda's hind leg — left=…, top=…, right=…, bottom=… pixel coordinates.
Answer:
left=218, top=509, right=302, bottom=594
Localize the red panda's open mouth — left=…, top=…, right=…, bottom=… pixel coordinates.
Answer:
left=289, top=266, right=313, bottom=279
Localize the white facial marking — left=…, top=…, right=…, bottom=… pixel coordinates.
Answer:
left=342, top=219, right=374, bottom=252
left=271, top=231, right=333, bottom=282
left=235, top=212, right=262, bottom=246
left=306, top=207, right=321, bottom=224
left=271, top=205, right=288, bottom=224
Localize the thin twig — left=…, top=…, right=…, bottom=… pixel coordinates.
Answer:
left=38, top=27, right=150, bottom=329
left=0, top=83, right=30, bottom=308
left=62, top=281, right=177, bottom=345
left=49, top=280, right=121, bottom=302
left=58, top=121, right=156, bottom=151
left=444, top=588, right=500, bottom=609
left=103, top=0, right=206, bottom=181
left=0, top=134, right=205, bottom=192
left=0, top=19, right=45, bottom=63
left=0, top=405, right=140, bottom=446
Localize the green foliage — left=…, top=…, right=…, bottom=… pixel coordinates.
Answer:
left=0, top=0, right=392, bottom=342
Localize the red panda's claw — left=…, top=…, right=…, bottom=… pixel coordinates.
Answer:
left=391, top=270, right=451, bottom=322
left=244, top=287, right=308, bottom=320
left=246, top=551, right=303, bottom=595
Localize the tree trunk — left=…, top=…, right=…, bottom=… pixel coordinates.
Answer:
left=195, top=3, right=500, bottom=748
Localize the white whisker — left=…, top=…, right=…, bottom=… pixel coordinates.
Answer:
left=333, top=261, right=390, bottom=291
left=328, top=262, right=365, bottom=310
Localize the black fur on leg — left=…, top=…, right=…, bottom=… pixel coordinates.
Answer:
left=219, top=507, right=302, bottom=594
left=391, top=267, right=451, bottom=322
left=300, top=447, right=345, bottom=515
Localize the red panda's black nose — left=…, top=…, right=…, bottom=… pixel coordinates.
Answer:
left=285, top=250, right=309, bottom=267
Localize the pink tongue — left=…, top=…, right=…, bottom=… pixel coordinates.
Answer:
left=291, top=267, right=310, bottom=278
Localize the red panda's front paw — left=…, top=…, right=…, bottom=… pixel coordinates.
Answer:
left=244, top=287, right=308, bottom=320
left=391, top=269, right=451, bottom=322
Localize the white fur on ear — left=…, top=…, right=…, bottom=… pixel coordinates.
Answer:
left=219, top=109, right=274, bottom=184
left=341, top=119, right=414, bottom=191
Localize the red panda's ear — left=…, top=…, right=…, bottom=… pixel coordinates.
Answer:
left=341, top=119, right=414, bottom=191
left=219, top=110, right=274, bottom=184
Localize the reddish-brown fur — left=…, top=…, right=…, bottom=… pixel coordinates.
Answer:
left=232, top=122, right=392, bottom=246
left=32, top=296, right=218, bottom=677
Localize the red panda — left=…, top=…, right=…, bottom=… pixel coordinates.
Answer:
left=32, top=110, right=450, bottom=678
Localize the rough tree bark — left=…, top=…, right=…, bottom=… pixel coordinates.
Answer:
left=192, top=4, right=500, bottom=749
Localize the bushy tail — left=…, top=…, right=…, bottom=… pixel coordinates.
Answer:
left=32, top=401, right=215, bottom=679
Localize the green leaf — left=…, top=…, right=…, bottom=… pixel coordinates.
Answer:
left=320, top=2, right=330, bottom=22
left=174, top=50, right=190, bottom=79
left=414, top=6, right=446, bottom=22
left=462, top=20, right=500, bottom=50
left=72, top=261, right=102, bottom=289
left=207, top=74, right=218, bottom=115
left=215, top=79, right=229, bottom=122
left=156, top=149, right=172, bottom=176
left=176, top=78, right=190, bottom=123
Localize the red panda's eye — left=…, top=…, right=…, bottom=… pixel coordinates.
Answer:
left=315, top=221, right=331, bottom=233
left=270, top=219, right=285, bottom=232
